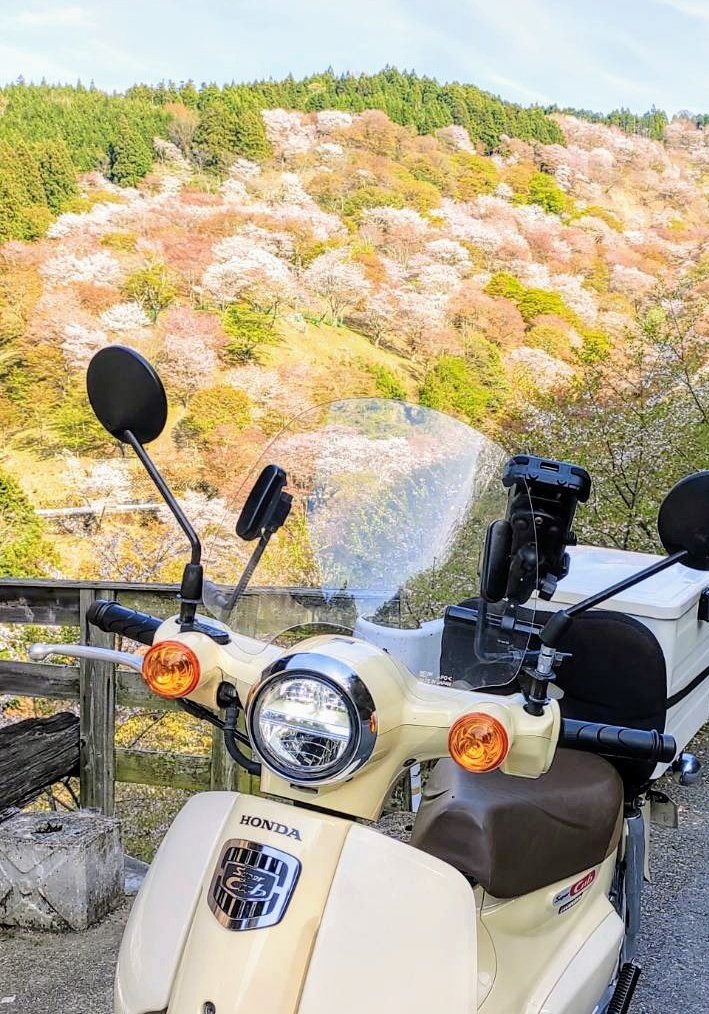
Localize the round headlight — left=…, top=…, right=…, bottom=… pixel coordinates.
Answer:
left=247, top=655, right=377, bottom=785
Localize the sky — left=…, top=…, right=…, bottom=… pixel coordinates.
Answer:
left=0, top=0, right=707, bottom=114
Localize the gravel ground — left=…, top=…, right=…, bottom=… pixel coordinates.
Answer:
left=1, top=730, right=707, bottom=1014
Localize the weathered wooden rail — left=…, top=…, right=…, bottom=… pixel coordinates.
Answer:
left=0, top=579, right=364, bottom=815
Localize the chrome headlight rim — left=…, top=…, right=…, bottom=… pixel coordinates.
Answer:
left=246, top=652, right=377, bottom=786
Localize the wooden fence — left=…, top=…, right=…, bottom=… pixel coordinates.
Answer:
left=0, top=578, right=363, bottom=815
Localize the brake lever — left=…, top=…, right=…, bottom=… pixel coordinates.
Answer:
left=28, top=643, right=144, bottom=673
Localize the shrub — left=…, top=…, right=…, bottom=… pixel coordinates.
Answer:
left=122, top=264, right=177, bottom=322
left=101, top=231, right=138, bottom=252
left=221, top=304, right=280, bottom=364
left=525, top=323, right=570, bottom=358
left=0, top=470, right=57, bottom=576
left=175, top=385, right=252, bottom=446
left=368, top=363, right=407, bottom=400
left=419, top=341, right=506, bottom=425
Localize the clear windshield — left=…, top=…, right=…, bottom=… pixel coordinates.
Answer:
left=203, top=399, right=536, bottom=686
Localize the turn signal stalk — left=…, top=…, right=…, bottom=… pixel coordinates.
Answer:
left=142, top=640, right=201, bottom=699
left=449, top=712, right=510, bottom=773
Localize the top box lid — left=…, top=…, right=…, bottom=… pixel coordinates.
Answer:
left=551, top=545, right=709, bottom=620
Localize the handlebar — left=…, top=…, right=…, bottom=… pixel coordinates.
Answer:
left=559, top=718, right=676, bottom=764
left=86, top=600, right=162, bottom=646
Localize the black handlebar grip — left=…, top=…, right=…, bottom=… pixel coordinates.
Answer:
left=86, top=599, right=162, bottom=646
left=559, top=718, right=676, bottom=764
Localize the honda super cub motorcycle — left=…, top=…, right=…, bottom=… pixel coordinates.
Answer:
left=31, top=346, right=709, bottom=1014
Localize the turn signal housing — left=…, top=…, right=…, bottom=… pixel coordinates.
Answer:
left=449, top=712, right=509, bottom=773
left=142, top=640, right=201, bottom=699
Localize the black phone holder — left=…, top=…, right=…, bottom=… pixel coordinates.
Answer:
left=480, top=455, right=591, bottom=605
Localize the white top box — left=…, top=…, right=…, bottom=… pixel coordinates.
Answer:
left=552, top=545, right=709, bottom=621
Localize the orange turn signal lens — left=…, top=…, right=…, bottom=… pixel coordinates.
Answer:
left=448, top=712, right=509, bottom=773
left=142, top=640, right=201, bottom=699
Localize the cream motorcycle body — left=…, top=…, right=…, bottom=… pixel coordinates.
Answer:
left=113, top=620, right=620, bottom=1014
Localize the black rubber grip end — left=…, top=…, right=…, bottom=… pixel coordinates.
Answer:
left=86, top=599, right=162, bottom=646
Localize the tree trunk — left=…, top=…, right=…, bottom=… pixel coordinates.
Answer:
left=0, top=713, right=79, bottom=811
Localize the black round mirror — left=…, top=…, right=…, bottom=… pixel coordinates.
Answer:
left=658, top=471, right=709, bottom=570
left=86, top=346, right=168, bottom=445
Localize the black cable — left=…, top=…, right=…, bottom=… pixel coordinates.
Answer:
left=224, top=702, right=261, bottom=775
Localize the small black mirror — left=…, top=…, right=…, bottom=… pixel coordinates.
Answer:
left=237, top=465, right=290, bottom=541
left=87, top=346, right=168, bottom=445
left=658, top=471, right=709, bottom=571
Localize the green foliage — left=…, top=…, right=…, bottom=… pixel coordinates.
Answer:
left=419, top=341, right=506, bottom=424
left=553, top=103, right=668, bottom=140
left=100, top=231, right=138, bottom=252
left=176, top=385, right=252, bottom=446
left=526, top=172, right=570, bottom=215
left=368, top=363, right=407, bottom=400
left=193, top=101, right=271, bottom=171
left=35, top=140, right=79, bottom=212
left=50, top=391, right=113, bottom=453
left=485, top=273, right=577, bottom=325
left=0, top=470, right=57, bottom=577
left=123, top=263, right=177, bottom=321
left=518, top=288, right=574, bottom=324
left=108, top=120, right=153, bottom=186
left=485, top=272, right=525, bottom=301
left=525, top=323, right=570, bottom=358
left=221, top=304, right=280, bottom=363
left=0, top=139, right=52, bottom=241
left=453, top=152, right=500, bottom=199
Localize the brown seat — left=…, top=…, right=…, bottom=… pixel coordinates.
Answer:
left=411, top=749, right=624, bottom=899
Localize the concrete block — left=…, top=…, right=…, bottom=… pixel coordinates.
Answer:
left=0, top=810, right=123, bottom=931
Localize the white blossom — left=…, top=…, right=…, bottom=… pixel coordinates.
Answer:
left=100, top=302, right=151, bottom=331
left=41, top=251, right=121, bottom=286
left=61, top=323, right=111, bottom=369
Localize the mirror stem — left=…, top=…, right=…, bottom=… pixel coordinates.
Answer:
left=222, top=533, right=271, bottom=613
left=122, top=429, right=203, bottom=626
left=122, top=430, right=201, bottom=565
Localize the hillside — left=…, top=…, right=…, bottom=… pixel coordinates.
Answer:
left=0, top=95, right=708, bottom=580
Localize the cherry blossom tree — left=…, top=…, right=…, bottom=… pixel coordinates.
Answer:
left=160, top=332, right=218, bottom=404
left=61, top=323, right=111, bottom=369
left=304, top=250, right=371, bottom=324
left=41, top=251, right=122, bottom=286
left=262, top=109, right=317, bottom=160
left=100, top=302, right=151, bottom=331
left=202, top=235, right=295, bottom=315
left=360, top=207, right=430, bottom=263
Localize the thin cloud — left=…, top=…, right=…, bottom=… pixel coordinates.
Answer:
left=652, top=0, right=709, bottom=21
left=6, top=5, right=94, bottom=29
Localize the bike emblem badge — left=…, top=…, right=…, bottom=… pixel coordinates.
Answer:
left=208, top=838, right=301, bottom=931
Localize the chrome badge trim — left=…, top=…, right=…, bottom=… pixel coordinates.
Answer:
left=208, top=838, right=301, bottom=931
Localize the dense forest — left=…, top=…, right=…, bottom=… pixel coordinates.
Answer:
left=0, top=71, right=707, bottom=585
left=1, top=70, right=691, bottom=243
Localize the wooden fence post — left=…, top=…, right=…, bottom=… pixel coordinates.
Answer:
left=79, top=588, right=116, bottom=814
